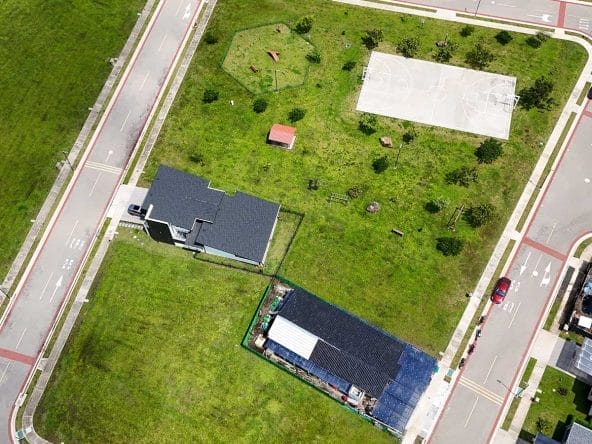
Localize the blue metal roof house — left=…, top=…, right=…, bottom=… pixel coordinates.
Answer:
left=249, top=282, right=437, bottom=436
left=141, top=165, right=280, bottom=266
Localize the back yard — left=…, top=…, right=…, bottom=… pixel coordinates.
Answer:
left=34, top=233, right=393, bottom=443
left=141, top=0, right=587, bottom=354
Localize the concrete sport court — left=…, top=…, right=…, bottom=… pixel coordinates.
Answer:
left=356, top=52, right=517, bottom=139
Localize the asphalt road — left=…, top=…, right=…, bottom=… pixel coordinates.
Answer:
left=432, top=105, right=592, bottom=443
left=401, top=0, right=591, bottom=33
left=0, top=0, right=202, bottom=441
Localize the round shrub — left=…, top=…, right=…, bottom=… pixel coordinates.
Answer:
left=288, top=107, right=306, bottom=122
left=203, top=89, right=219, bottom=103
left=436, top=237, right=464, bottom=256
left=372, top=155, right=390, bottom=173
left=475, top=138, right=503, bottom=163
left=253, top=98, right=268, bottom=113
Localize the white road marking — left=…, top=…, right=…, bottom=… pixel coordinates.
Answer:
left=496, top=3, right=517, bottom=8
left=139, top=71, right=150, bottom=90
left=541, top=263, right=552, bottom=287
left=0, top=363, right=10, bottom=385
left=483, top=355, right=497, bottom=384
left=503, top=301, right=515, bottom=312
left=15, top=328, right=27, bottom=350
left=119, top=110, right=131, bottom=132
left=513, top=281, right=520, bottom=292
left=89, top=172, right=102, bottom=197
left=509, top=302, right=521, bottom=328
left=527, top=13, right=552, bottom=23
left=39, top=272, right=54, bottom=300
left=49, top=275, right=63, bottom=304
left=65, top=219, right=79, bottom=246
left=85, top=161, right=122, bottom=175
left=520, top=251, right=531, bottom=276
left=464, top=398, right=479, bottom=428
left=158, top=34, right=167, bottom=52
left=175, top=0, right=184, bottom=16
left=183, top=4, right=192, bottom=20
left=546, top=222, right=557, bottom=243
left=532, top=254, right=543, bottom=277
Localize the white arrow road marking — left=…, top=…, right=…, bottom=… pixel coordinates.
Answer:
left=39, top=272, right=54, bottom=300
left=509, top=302, right=521, bottom=328
left=183, top=4, right=191, bottom=20
left=532, top=254, right=543, bottom=277
left=0, top=363, right=10, bottom=385
left=541, top=262, right=552, bottom=287
left=465, top=398, right=479, bottom=428
left=520, top=251, right=531, bottom=276
left=106, top=150, right=113, bottom=162
left=49, top=275, right=63, bottom=303
left=15, top=328, right=27, bottom=350
left=527, top=14, right=552, bottom=23
left=513, top=281, right=520, bottom=292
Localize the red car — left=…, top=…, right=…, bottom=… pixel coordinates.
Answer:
left=491, top=277, right=512, bottom=304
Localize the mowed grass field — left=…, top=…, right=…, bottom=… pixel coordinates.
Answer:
left=141, top=0, right=587, bottom=354
left=34, top=233, right=393, bottom=443
left=0, top=0, right=145, bottom=277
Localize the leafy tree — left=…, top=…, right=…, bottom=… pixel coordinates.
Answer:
left=204, top=32, right=219, bottom=44
left=519, top=76, right=555, bottom=110
left=295, top=16, right=313, bottom=34
left=525, top=36, right=542, bottom=48
left=359, top=113, right=378, bottom=135
left=253, top=98, right=268, bottom=113
left=475, top=138, right=503, bottom=163
left=306, top=49, right=321, bottom=64
left=434, top=41, right=457, bottom=63
left=203, top=89, right=219, bottom=103
left=436, top=237, right=464, bottom=256
left=402, top=129, right=416, bottom=144
left=446, top=166, right=478, bottom=187
left=189, top=151, right=205, bottom=165
left=372, top=155, right=390, bottom=173
left=536, top=417, right=551, bottom=434
left=465, top=43, right=495, bottom=70
left=464, top=203, right=496, bottom=228
left=362, top=29, right=384, bottom=50
left=397, top=37, right=420, bottom=58
left=495, top=30, right=513, bottom=45
left=288, top=107, right=306, bottom=122
left=460, top=25, right=475, bottom=37
left=425, top=197, right=448, bottom=214
left=342, top=60, right=357, bottom=71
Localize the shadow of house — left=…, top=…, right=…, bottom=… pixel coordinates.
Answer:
left=140, top=165, right=280, bottom=266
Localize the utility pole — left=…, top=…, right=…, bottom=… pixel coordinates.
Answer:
left=475, top=0, right=482, bottom=16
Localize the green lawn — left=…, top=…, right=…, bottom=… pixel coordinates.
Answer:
left=521, top=366, right=592, bottom=441
left=142, top=0, right=587, bottom=354
left=0, top=0, right=145, bottom=277
left=35, top=233, right=393, bottom=443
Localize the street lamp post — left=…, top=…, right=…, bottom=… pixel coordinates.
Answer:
left=475, top=0, right=483, bottom=16
left=497, top=379, right=528, bottom=398
left=62, top=151, right=73, bottom=169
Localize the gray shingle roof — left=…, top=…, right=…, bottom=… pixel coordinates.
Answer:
left=565, top=423, right=592, bottom=444
left=142, top=165, right=223, bottom=228
left=194, top=192, right=280, bottom=263
left=142, top=165, right=280, bottom=264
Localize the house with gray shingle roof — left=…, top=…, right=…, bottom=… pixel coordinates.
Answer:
left=141, top=165, right=280, bottom=265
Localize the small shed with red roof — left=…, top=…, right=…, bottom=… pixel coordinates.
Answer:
left=268, top=124, right=296, bottom=150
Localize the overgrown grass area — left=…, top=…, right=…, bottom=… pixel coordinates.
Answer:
left=521, top=366, right=592, bottom=441
left=142, top=0, right=587, bottom=355
left=222, top=23, right=313, bottom=93
left=0, top=0, right=145, bottom=277
left=34, top=234, right=393, bottom=443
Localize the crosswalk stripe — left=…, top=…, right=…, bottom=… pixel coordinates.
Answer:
left=459, top=376, right=504, bottom=405
left=85, top=161, right=122, bottom=175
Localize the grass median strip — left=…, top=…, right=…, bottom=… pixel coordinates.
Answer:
left=502, top=357, right=536, bottom=430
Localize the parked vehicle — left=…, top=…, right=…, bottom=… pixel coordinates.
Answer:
left=127, top=203, right=145, bottom=217
left=491, top=277, right=512, bottom=304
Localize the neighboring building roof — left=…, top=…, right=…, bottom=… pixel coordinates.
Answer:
left=265, top=286, right=436, bottom=432
left=533, top=433, right=560, bottom=444
left=575, top=338, right=592, bottom=376
left=565, top=422, right=592, bottom=444
left=268, top=124, right=296, bottom=145
left=142, top=165, right=280, bottom=263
